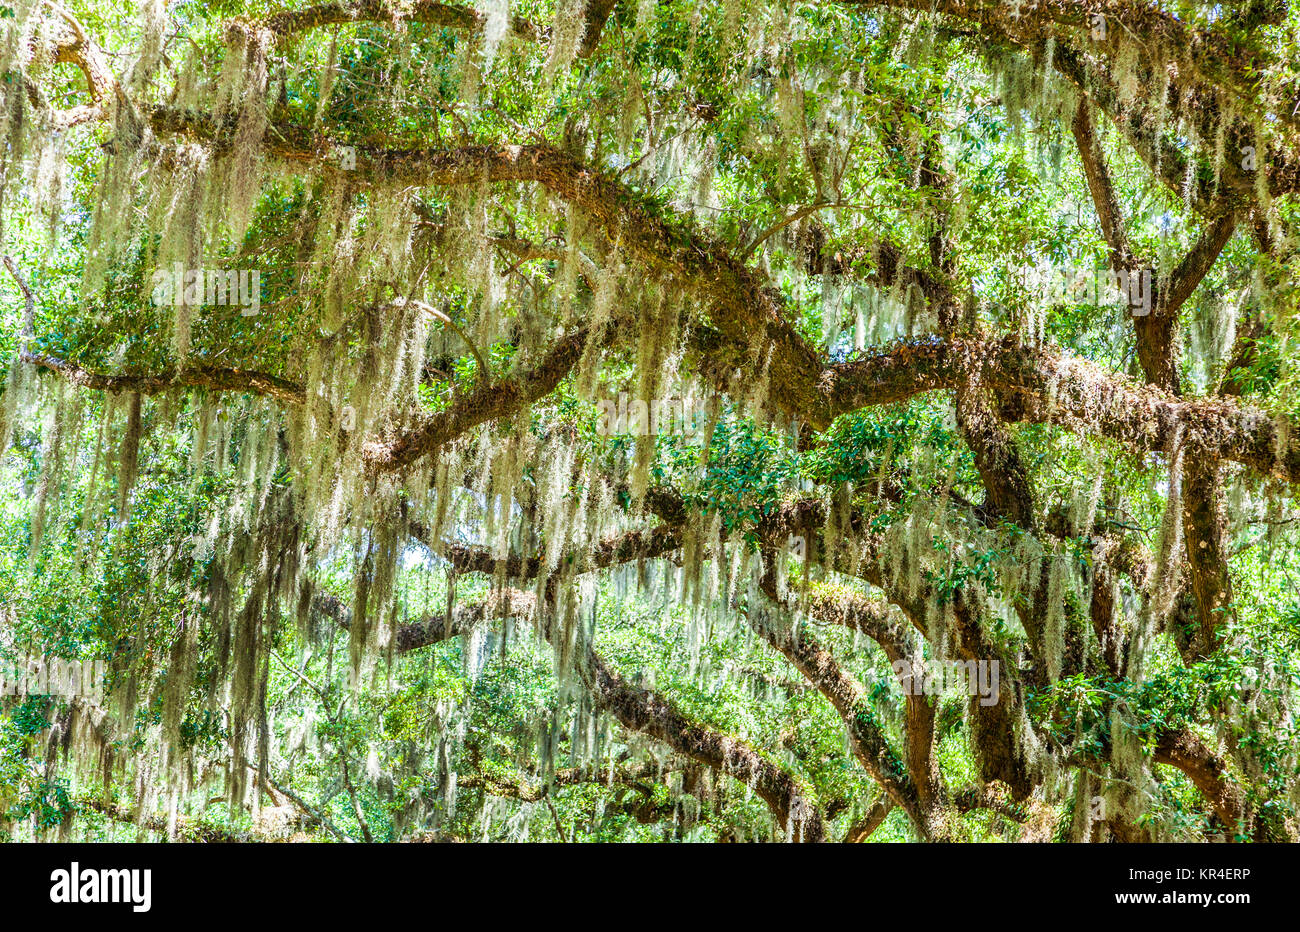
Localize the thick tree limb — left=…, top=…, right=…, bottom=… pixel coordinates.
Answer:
left=431, top=524, right=684, bottom=581
left=329, top=574, right=825, bottom=840
left=27, top=330, right=1300, bottom=511
left=954, top=384, right=1036, bottom=530
left=74, top=117, right=1295, bottom=486
left=20, top=352, right=307, bottom=406
left=829, top=335, right=1300, bottom=488
left=361, top=327, right=588, bottom=473
left=1153, top=728, right=1249, bottom=838
left=77, top=797, right=249, bottom=842
left=1071, top=100, right=1133, bottom=269
left=581, top=650, right=826, bottom=842
left=458, top=760, right=682, bottom=804
left=257, top=0, right=533, bottom=42
left=1131, top=210, right=1237, bottom=393
left=1073, top=95, right=1240, bottom=658
left=577, top=0, right=621, bottom=57
left=317, top=588, right=512, bottom=653
left=257, top=0, right=615, bottom=56
left=44, top=7, right=122, bottom=126
left=1179, top=459, right=1233, bottom=662
left=1159, top=212, right=1239, bottom=320
left=748, top=583, right=932, bottom=834
left=842, top=796, right=894, bottom=842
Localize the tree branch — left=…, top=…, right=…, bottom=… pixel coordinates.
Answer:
left=19, top=352, right=308, bottom=406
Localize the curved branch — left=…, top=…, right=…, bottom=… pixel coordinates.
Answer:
left=582, top=650, right=826, bottom=842
left=41, top=5, right=123, bottom=126
left=1153, top=727, right=1249, bottom=838
left=747, top=587, right=934, bottom=837
left=362, top=327, right=588, bottom=473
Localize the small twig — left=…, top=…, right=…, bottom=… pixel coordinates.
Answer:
left=2, top=256, right=35, bottom=347
left=339, top=746, right=374, bottom=844
left=543, top=792, right=570, bottom=843
left=742, top=201, right=834, bottom=260
left=270, top=649, right=331, bottom=706
left=254, top=766, right=352, bottom=843
left=395, top=297, right=491, bottom=379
